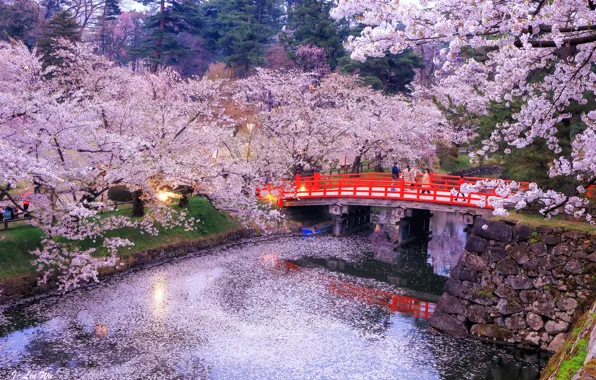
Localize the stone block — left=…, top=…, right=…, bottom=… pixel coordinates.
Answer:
left=526, top=312, right=544, bottom=331
left=513, top=224, right=533, bottom=241
left=563, top=231, right=586, bottom=239
left=587, top=252, right=596, bottom=262
left=546, top=333, right=567, bottom=353
left=461, top=251, right=489, bottom=272
left=444, top=280, right=472, bottom=301
left=556, top=296, right=578, bottom=311
left=544, top=320, right=569, bottom=335
left=534, top=275, right=555, bottom=288
left=530, top=242, right=548, bottom=257
left=507, top=274, right=534, bottom=290
left=495, top=258, right=520, bottom=276
left=510, top=247, right=530, bottom=265
left=494, top=283, right=515, bottom=298
left=522, top=261, right=540, bottom=277
left=520, top=290, right=545, bottom=304
left=497, top=298, right=524, bottom=315
left=429, top=311, right=469, bottom=337
left=553, top=243, right=572, bottom=256
left=505, top=315, right=527, bottom=330
left=451, top=264, right=478, bottom=282
left=536, top=226, right=554, bottom=234
left=437, top=293, right=466, bottom=315
left=467, top=304, right=489, bottom=324
left=472, top=218, right=512, bottom=242
left=470, top=324, right=514, bottom=341
left=576, top=274, right=596, bottom=289
left=521, top=331, right=541, bottom=346
left=531, top=299, right=556, bottom=318
left=465, top=235, right=488, bottom=254
left=483, top=247, right=508, bottom=263
left=564, top=259, right=584, bottom=275
left=543, top=235, right=562, bottom=245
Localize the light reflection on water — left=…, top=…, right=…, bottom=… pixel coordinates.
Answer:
left=0, top=234, right=547, bottom=379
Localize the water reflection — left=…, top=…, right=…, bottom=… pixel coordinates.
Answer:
left=0, top=236, right=546, bottom=379
left=427, top=212, right=468, bottom=277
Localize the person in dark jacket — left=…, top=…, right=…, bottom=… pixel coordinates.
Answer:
left=390, top=163, right=400, bottom=191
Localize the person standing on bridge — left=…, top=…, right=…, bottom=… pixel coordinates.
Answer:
left=454, top=175, right=466, bottom=201
left=421, top=168, right=432, bottom=194
left=409, top=165, right=421, bottom=187
left=390, top=163, right=400, bottom=191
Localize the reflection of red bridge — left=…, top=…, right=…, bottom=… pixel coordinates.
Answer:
left=262, top=255, right=436, bottom=320
left=258, top=172, right=594, bottom=212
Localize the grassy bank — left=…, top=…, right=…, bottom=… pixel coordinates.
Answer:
left=493, top=212, right=596, bottom=235
left=0, top=197, right=240, bottom=280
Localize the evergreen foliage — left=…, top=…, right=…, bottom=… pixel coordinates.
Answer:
left=0, top=0, right=39, bottom=47
left=139, top=0, right=191, bottom=73
left=338, top=49, right=423, bottom=94
left=37, top=11, right=82, bottom=68
left=196, top=0, right=283, bottom=76
left=282, top=0, right=344, bottom=68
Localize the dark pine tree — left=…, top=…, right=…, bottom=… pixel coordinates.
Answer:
left=197, top=0, right=283, bottom=77
left=97, top=0, right=122, bottom=55
left=0, top=0, right=39, bottom=47
left=338, top=49, right=424, bottom=94
left=282, top=0, right=345, bottom=68
left=139, top=0, right=191, bottom=73
left=37, top=11, right=82, bottom=68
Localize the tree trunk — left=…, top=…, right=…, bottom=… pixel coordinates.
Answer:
left=374, top=152, right=384, bottom=172
left=351, top=155, right=362, bottom=173
left=178, top=194, right=189, bottom=208
left=151, top=0, right=165, bottom=74
left=132, top=190, right=144, bottom=217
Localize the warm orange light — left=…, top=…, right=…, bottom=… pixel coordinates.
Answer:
left=157, top=191, right=180, bottom=202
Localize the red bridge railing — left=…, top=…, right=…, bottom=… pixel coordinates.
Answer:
left=257, top=172, right=595, bottom=209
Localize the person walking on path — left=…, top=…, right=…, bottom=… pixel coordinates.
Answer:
left=390, top=163, right=400, bottom=191
left=421, top=168, right=432, bottom=194
left=454, top=175, right=466, bottom=201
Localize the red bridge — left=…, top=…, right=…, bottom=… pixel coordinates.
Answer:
left=259, top=172, right=526, bottom=213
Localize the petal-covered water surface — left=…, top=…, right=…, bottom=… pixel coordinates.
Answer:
left=0, top=235, right=546, bottom=380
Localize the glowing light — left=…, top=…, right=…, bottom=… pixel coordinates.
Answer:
left=152, top=278, right=167, bottom=318
left=157, top=191, right=180, bottom=202
left=299, top=185, right=307, bottom=192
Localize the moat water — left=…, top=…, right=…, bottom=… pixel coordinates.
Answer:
left=0, top=213, right=548, bottom=379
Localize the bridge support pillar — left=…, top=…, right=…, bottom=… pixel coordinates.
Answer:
left=394, top=208, right=432, bottom=246
left=329, top=205, right=371, bottom=237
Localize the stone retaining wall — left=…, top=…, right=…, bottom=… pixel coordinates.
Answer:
left=0, top=228, right=260, bottom=305
left=429, top=218, right=596, bottom=352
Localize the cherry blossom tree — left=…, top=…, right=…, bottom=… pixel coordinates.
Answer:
left=232, top=69, right=449, bottom=176
left=331, top=0, right=596, bottom=219
left=0, top=40, right=272, bottom=289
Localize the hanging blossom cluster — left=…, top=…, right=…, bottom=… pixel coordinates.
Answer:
left=332, top=0, right=596, bottom=219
